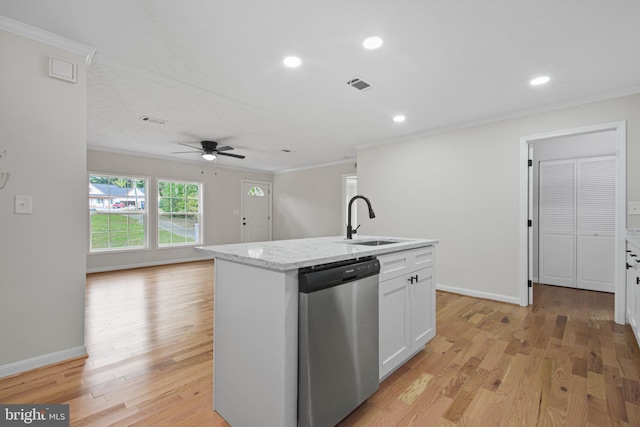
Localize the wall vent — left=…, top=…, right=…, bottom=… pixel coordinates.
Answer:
left=346, top=76, right=374, bottom=92
left=49, top=57, right=77, bottom=83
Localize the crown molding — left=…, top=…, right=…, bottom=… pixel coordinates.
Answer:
left=0, top=15, right=95, bottom=64
left=273, top=158, right=356, bottom=174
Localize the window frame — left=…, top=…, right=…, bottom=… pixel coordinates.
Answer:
left=156, top=178, right=204, bottom=248
left=88, top=172, right=149, bottom=253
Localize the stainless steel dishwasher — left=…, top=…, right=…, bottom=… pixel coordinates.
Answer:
left=298, top=257, right=380, bottom=427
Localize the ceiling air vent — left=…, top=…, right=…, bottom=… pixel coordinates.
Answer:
left=346, top=76, right=374, bottom=92
left=139, top=116, right=167, bottom=125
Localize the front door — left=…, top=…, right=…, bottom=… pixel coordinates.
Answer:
left=241, top=180, right=272, bottom=243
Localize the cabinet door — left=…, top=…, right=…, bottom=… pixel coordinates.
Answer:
left=634, top=267, right=640, bottom=347
left=627, top=254, right=636, bottom=329
left=379, top=275, right=410, bottom=380
left=410, top=266, right=435, bottom=352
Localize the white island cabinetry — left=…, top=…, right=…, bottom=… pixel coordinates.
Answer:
left=195, top=236, right=438, bottom=427
left=379, top=246, right=436, bottom=380
left=627, top=238, right=640, bottom=348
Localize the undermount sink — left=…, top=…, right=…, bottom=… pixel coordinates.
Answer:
left=343, top=240, right=401, bottom=246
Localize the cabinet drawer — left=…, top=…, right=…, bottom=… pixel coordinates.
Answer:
left=628, top=244, right=640, bottom=268
left=378, top=246, right=435, bottom=282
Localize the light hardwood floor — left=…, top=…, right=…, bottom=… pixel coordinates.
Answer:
left=1, top=261, right=639, bottom=426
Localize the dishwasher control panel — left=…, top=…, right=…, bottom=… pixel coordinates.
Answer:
left=298, top=258, right=380, bottom=293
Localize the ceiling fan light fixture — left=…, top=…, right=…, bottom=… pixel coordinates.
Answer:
left=202, top=152, right=217, bottom=161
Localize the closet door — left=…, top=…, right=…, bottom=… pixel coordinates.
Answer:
left=576, top=156, right=615, bottom=292
left=539, top=159, right=576, bottom=288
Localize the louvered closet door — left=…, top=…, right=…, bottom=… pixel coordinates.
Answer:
left=539, top=159, right=577, bottom=288
left=576, top=156, right=615, bottom=292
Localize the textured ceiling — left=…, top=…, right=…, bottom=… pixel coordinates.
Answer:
left=1, top=0, right=640, bottom=171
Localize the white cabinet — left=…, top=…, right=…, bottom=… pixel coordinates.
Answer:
left=378, top=246, right=436, bottom=380
left=627, top=242, right=640, bottom=348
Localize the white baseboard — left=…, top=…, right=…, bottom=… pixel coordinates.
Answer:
left=86, top=256, right=213, bottom=273
left=436, top=284, right=521, bottom=305
left=0, top=346, right=87, bottom=379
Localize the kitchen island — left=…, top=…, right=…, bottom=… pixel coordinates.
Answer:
left=195, top=235, right=438, bottom=427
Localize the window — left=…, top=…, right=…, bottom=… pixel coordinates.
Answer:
left=89, top=174, right=147, bottom=252
left=158, top=180, right=202, bottom=247
left=248, top=186, right=264, bottom=196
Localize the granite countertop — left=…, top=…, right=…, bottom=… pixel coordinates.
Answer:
left=195, top=235, right=438, bottom=271
left=627, top=236, right=640, bottom=249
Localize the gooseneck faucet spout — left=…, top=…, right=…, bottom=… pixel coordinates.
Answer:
left=346, top=195, right=375, bottom=239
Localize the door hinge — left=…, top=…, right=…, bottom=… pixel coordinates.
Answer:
left=528, top=220, right=532, bottom=227
left=528, top=159, right=533, bottom=167
left=528, top=280, right=532, bottom=288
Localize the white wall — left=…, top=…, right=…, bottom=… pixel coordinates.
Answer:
left=0, top=30, right=88, bottom=369
left=87, top=150, right=272, bottom=272
left=358, top=94, right=640, bottom=302
left=273, top=161, right=357, bottom=240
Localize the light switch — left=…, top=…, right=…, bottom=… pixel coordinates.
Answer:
left=629, top=202, right=640, bottom=215
left=15, top=195, right=32, bottom=214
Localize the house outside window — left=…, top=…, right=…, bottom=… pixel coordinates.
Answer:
left=158, top=179, right=203, bottom=247
left=89, top=174, right=147, bottom=252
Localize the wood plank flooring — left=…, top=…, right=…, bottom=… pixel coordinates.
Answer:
left=1, top=262, right=639, bottom=426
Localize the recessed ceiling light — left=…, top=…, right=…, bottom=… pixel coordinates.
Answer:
left=530, top=76, right=550, bottom=86
left=363, top=36, right=383, bottom=50
left=393, top=115, right=406, bottom=123
left=283, top=56, right=302, bottom=68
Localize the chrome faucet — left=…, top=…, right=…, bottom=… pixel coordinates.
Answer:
left=346, top=195, right=375, bottom=239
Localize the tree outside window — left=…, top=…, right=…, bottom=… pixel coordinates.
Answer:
left=158, top=180, right=202, bottom=246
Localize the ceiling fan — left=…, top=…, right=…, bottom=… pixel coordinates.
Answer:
left=172, top=140, right=246, bottom=161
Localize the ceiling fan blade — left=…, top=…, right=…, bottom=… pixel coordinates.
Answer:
left=217, top=151, right=245, bottom=159
left=171, top=150, right=201, bottom=154
left=215, top=145, right=234, bottom=152
left=177, top=142, right=203, bottom=150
